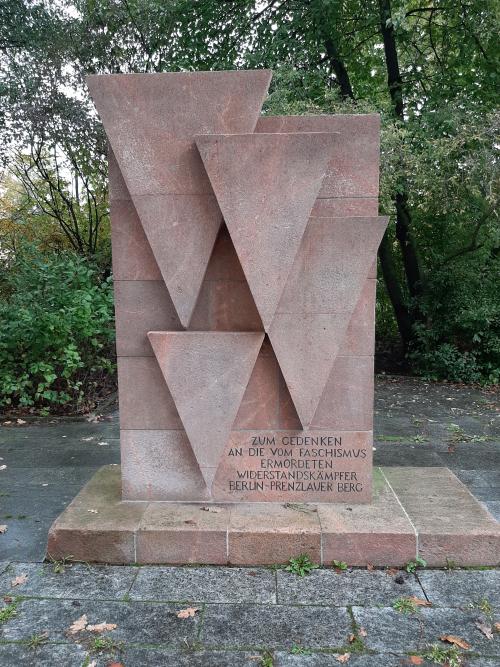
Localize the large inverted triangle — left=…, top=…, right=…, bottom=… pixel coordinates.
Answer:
left=87, top=71, right=271, bottom=327
left=148, top=332, right=264, bottom=490
left=86, top=71, right=272, bottom=196
left=196, top=133, right=338, bottom=330
left=133, top=194, right=222, bottom=327
left=270, top=216, right=389, bottom=427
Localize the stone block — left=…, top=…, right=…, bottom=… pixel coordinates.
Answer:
left=233, top=352, right=280, bottom=429
left=108, top=146, right=130, bottom=201
left=110, top=198, right=162, bottom=280
left=203, top=225, right=246, bottom=281
left=114, top=280, right=180, bottom=356
left=228, top=502, right=321, bottom=565
left=47, top=466, right=147, bottom=564
left=136, top=502, right=230, bottom=564
left=117, top=357, right=182, bottom=430
left=383, top=467, right=500, bottom=566
left=129, top=565, right=276, bottom=603
left=256, top=113, right=380, bottom=198
left=341, top=279, right=377, bottom=356
left=318, top=468, right=416, bottom=566
left=311, top=197, right=379, bottom=217
left=312, top=356, right=375, bottom=430
left=418, top=569, right=500, bottom=608
left=120, top=430, right=208, bottom=501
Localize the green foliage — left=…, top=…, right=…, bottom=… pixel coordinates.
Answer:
left=405, top=557, right=427, bottom=574
left=424, top=644, right=464, bottom=667
left=285, top=554, right=319, bottom=577
left=332, top=560, right=348, bottom=571
left=393, top=597, right=418, bottom=614
left=0, top=600, right=18, bottom=624
left=0, top=246, right=115, bottom=412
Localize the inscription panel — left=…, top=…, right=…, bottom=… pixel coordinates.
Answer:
left=213, top=431, right=372, bottom=503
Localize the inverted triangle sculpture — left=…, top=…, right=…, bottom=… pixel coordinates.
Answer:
left=87, top=70, right=272, bottom=327
left=270, top=216, right=388, bottom=427
left=148, top=331, right=264, bottom=490
left=196, top=132, right=338, bottom=330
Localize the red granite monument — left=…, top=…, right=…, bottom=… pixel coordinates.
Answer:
left=47, top=70, right=500, bottom=566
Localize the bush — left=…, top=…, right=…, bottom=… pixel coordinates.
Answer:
left=0, top=247, right=115, bottom=413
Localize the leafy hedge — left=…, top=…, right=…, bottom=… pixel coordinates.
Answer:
left=0, top=247, right=115, bottom=413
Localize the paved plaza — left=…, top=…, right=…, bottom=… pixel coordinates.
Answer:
left=0, top=376, right=498, bottom=665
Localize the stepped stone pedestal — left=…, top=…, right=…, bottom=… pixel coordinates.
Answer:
left=47, top=70, right=500, bottom=566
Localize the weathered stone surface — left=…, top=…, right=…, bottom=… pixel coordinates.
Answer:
left=383, top=467, right=500, bottom=566
left=0, top=598, right=200, bottom=645
left=133, top=194, right=222, bottom=327
left=122, top=649, right=261, bottom=667
left=87, top=70, right=272, bottom=196
left=120, top=430, right=209, bottom=501
left=136, top=502, right=230, bottom=564
left=130, top=565, right=275, bottom=603
left=196, top=132, right=337, bottom=330
left=274, top=653, right=414, bottom=666
left=277, top=568, right=423, bottom=606
left=256, top=114, right=380, bottom=198
left=228, top=502, right=321, bottom=565
left=213, top=431, right=373, bottom=503
left=0, top=562, right=136, bottom=600
left=148, top=332, right=264, bottom=490
left=114, top=281, right=180, bottom=356
left=47, top=466, right=146, bottom=564
left=110, top=198, right=162, bottom=280
left=190, top=280, right=262, bottom=331
left=342, top=279, right=377, bottom=356
left=234, top=353, right=280, bottom=429
left=418, top=569, right=500, bottom=608
left=311, top=197, right=379, bottom=217
left=0, top=643, right=87, bottom=667
left=271, top=216, right=386, bottom=427
left=312, top=356, right=375, bottom=430
left=318, top=468, right=416, bottom=566
left=201, top=603, right=352, bottom=649
left=353, top=606, right=500, bottom=655
left=117, top=357, right=182, bottom=430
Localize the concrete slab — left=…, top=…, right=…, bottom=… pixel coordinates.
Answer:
left=46, top=466, right=500, bottom=566
left=383, top=467, right=500, bottom=566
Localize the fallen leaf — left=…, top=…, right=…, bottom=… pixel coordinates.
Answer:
left=3, top=421, right=12, bottom=425
left=87, top=509, right=99, bottom=514
left=3, top=596, right=13, bottom=603
left=200, top=506, right=220, bottom=513
left=16, top=419, right=26, bottom=425
left=68, top=614, right=88, bottom=635
left=366, top=564, right=374, bottom=571
left=106, top=663, right=124, bottom=667
left=440, top=635, right=471, bottom=649
left=177, top=607, right=199, bottom=618
left=0, top=465, right=7, bottom=471
left=87, top=622, right=117, bottom=633
left=476, top=621, right=493, bottom=639
left=407, top=595, right=432, bottom=607
left=359, top=627, right=367, bottom=637
left=407, top=657, right=424, bottom=665
left=495, top=622, right=500, bottom=631
left=97, top=441, right=109, bottom=446
left=11, top=574, right=28, bottom=587
left=0, top=525, right=7, bottom=534
left=348, top=633, right=356, bottom=643
left=81, top=437, right=94, bottom=442
left=336, top=653, right=350, bottom=663
left=87, top=662, right=97, bottom=667
left=387, top=568, right=398, bottom=576
left=184, top=519, right=196, bottom=525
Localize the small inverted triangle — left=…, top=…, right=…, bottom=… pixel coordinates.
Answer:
left=196, top=133, right=337, bottom=330
left=148, top=332, right=264, bottom=491
left=271, top=216, right=389, bottom=427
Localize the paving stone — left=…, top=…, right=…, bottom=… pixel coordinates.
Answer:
left=122, top=648, right=262, bottom=666
left=201, top=603, right=351, bottom=649
left=0, top=598, right=200, bottom=644
left=0, top=516, right=52, bottom=562
left=353, top=606, right=500, bottom=655
left=483, top=501, right=500, bottom=521
left=455, top=470, right=500, bottom=501
left=439, top=443, right=500, bottom=471
left=0, top=643, right=88, bottom=667
left=374, top=443, right=442, bottom=467
left=274, top=653, right=420, bottom=666
left=417, top=569, right=500, bottom=608
left=0, top=562, right=137, bottom=600
left=130, top=565, right=275, bottom=603
left=277, top=569, right=423, bottom=606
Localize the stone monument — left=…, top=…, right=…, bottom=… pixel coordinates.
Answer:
left=48, top=70, right=500, bottom=566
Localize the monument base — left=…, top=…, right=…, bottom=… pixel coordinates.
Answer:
left=47, top=465, right=500, bottom=567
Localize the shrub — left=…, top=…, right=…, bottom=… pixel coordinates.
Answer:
left=0, top=246, right=115, bottom=413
